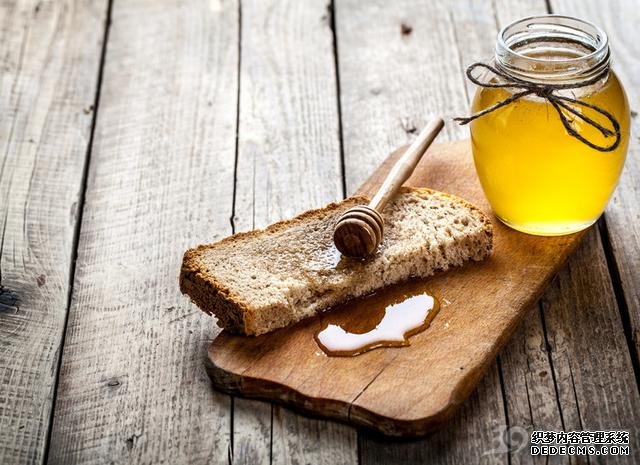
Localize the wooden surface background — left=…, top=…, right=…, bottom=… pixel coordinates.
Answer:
left=0, top=0, right=638, bottom=464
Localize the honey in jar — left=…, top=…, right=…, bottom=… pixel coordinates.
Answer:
left=467, top=16, right=630, bottom=236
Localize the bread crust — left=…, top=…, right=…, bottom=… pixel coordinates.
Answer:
left=179, top=187, right=493, bottom=335
left=179, top=195, right=369, bottom=334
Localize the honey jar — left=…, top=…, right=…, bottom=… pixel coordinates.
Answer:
left=462, top=15, right=630, bottom=236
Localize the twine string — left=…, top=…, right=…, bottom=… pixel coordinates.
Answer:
left=454, top=63, right=621, bottom=152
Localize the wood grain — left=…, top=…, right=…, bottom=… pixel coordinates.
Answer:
left=498, top=308, right=568, bottom=465
left=231, top=0, right=358, bottom=463
left=482, top=3, right=568, bottom=464
left=550, top=0, right=640, bottom=404
left=207, top=139, right=587, bottom=437
left=1, top=0, right=636, bottom=462
left=541, top=229, right=640, bottom=462
left=338, top=0, right=638, bottom=461
left=336, top=0, right=480, bottom=193
left=46, top=1, right=238, bottom=463
left=0, top=1, right=107, bottom=463
left=336, top=0, right=542, bottom=460
left=358, top=365, right=507, bottom=464
left=505, top=3, right=640, bottom=463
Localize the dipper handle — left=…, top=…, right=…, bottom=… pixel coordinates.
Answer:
left=333, top=118, right=444, bottom=258
left=369, top=118, right=444, bottom=212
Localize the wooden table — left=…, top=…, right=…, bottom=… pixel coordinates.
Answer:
left=1, top=1, right=638, bottom=464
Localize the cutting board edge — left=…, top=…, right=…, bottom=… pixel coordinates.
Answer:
left=206, top=306, right=519, bottom=438
left=205, top=354, right=351, bottom=424
left=205, top=351, right=451, bottom=438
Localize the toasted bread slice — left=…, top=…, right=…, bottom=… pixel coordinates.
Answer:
left=180, top=187, right=492, bottom=335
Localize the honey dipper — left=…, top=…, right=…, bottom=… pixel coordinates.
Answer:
left=333, top=118, right=444, bottom=258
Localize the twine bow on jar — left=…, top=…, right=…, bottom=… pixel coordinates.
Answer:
left=454, top=62, right=621, bottom=152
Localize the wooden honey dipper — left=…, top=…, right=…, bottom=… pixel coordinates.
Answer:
left=333, top=118, right=444, bottom=258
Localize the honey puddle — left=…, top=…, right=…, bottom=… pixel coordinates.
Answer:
left=315, top=286, right=440, bottom=357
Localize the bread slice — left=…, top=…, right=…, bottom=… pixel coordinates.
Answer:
left=180, top=187, right=492, bottom=336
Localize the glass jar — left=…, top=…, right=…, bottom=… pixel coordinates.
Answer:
left=469, top=15, right=630, bottom=236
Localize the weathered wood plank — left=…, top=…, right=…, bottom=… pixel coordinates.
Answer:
left=46, top=1, right=239, bottom=463
left=550, top=0, right=640, bottom=397
left=271, top=407, right=358, bottom=465
left=358, top=365, right=507, bottom=464
left=232, top=399, right=271, bottom=465
left=499, top=307, right=569, bottom=465
left=336, top=0, right=510, bottom=461
left=541, top=229, right=640, bottom=462
left=501, top=2, right=638, bottom=463
left=232, top=0, right=357, bottom=463
left=337, top=0, right=485, bottom=193
left=0, top=1, right=107, bottom=463
left=502, top=2, right=640, bottom=462
left=477, top=3, right=640, bottom=464
left=339, top=0, right=639, bottom=463
left=487, top=5, right=568, bottom=464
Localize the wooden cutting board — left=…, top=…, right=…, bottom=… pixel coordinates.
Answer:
left=205, top=139, right=586, bottom=437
